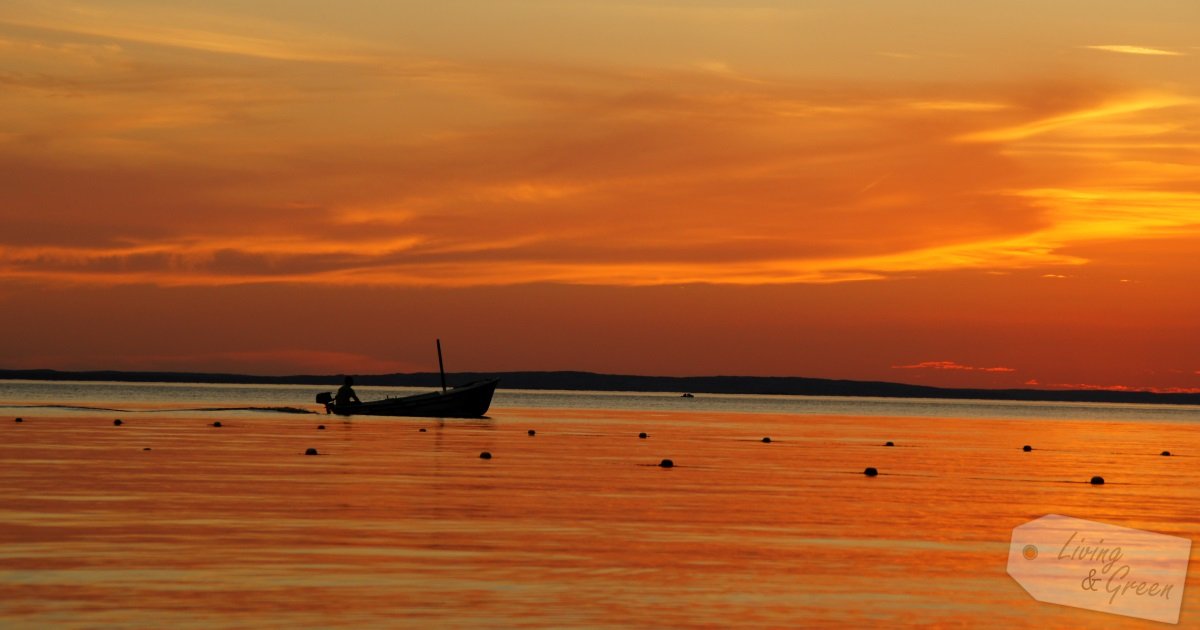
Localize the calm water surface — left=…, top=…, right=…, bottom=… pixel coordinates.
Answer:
left=1, top=381, right=1198, bottom=628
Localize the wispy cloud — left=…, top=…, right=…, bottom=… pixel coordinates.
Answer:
left=5, top=9, right=1200, bottom=291
left=1038, top=382, right=1200, bottom=394
left=1085, top=45, right=1183, bottom=57
left=957, top=96, right=1193, bottom=143
left=35, top=349, right=421, bottom=375
left=908, top=100, right=1009, bottom=112
left=893, top=361, right=1016, bottom=373
left=603, top=3, right=798, bottom=23
left=0, top=5, right=383, bottom=64
left=5, top=77, right=1200, bottom=288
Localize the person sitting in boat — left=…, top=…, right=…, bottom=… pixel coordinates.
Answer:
left=335, top=376, right=362, bottom=407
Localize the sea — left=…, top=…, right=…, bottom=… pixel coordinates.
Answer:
left=2, top=380, right=1198, bottom=628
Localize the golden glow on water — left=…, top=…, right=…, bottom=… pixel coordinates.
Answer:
left=2, top=407, right=1198, bottom=627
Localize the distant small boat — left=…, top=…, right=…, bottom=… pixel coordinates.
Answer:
left=680, top=392, right=695, bottom=398
left=317, top=378, right=499, bottom=418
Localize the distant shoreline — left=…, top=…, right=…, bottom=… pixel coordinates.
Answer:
left=3, top=368, right=1199, bottom=406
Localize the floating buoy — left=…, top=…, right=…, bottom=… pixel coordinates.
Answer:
left=659, top=459, right=674, bottom=468
left=14, top=417, right=22, bottom=423
left=113, top=419, right=123, bottom=426
left=212, top=421, right=222, bottom=428
left=528, top=429, right=536, bottom=436
left=1161, top=451, right=1171, bottom=457
left=638, top=432, right=648, bottom=439
left=1023, top=445, right=1033, bottom=452
left=305, top=448, right=319, bottom=456
left=480, top=451, right=492, bottom=460
left=884, top=441, right=894, bottom=447
left=317, top=425, right=326, bottom=430
left=864, top=467, right=879, bottom=477
left=143, top=447, right=151, bottom=451
left=418, top=428, right=427, bottom=433
left=1090, top=476, right=1105, bottom=485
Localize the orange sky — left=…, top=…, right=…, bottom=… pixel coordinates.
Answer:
left=2, top=1, right=1199, bottom=390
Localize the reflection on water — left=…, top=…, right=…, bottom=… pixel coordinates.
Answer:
left=0, top=385, right=1198, bottom=627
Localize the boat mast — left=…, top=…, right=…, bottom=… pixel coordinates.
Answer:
left=436, top=338, right=447, bottom=392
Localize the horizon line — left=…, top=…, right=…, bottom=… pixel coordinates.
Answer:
left=3, top=367, right=1199, bottom=401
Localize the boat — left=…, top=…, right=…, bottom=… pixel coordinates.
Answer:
left=317, top=378, right=499, bottom=418
left=315, top=338, right=499, bottom=418
left=680, top=392, right=694, bottom=398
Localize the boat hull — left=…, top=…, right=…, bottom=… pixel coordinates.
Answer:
left=325, top=379, right=499, bottom=418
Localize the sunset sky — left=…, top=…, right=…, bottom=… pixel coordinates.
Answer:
left=2, top=1, right=1199, bottom=390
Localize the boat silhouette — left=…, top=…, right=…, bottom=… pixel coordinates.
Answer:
left=315, top=340, right=498, bottom=418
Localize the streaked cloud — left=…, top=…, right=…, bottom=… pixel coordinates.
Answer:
left=893, top=361, right=1016, bottom=373
left=42, top=349, right=421, bottom=375
left=908, top=100, right=1009, bottom=112
left=1039, top=382, right=1200, bottom=394
left=1085, top=45, right=1184, bottom=57
left=601, top=3, right=799, bottom=23
left=0, top=3, right=384, bottom=63
left=956, top=96, right=1193, bottom=143
left=3, top=16, right=1149, bottom=289
left=5, top=63, right=1200, bottom=288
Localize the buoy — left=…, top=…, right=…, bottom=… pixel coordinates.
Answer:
left=317, top=425, right=326, bottom=430
left=659, top=459, right=674, bottom=468
left=1161, top=451, right=1172, bottom=457
left=480, top=451, right=492, bottom=460
left=212, top=421, right=222, bottom=428
left=305, top=448, right=319, bottom=456
left=528, top=429, right=536, bottom=436
left=113, top=419, right=123, bottom=426
left=143, top=447, right=152, bottom=451
left=884, top=441, right=894, bottom=447
left=1023, top=445, right=1033, bottom=452
left=14, top=417, right=22, bottom=423
left=761, top=437, right=772, bottom=443
left=638, top=432, right=648, bottom=439
left=864, top=467, right=879, bottom=477
left=1090, top=476, right=1105, bottom=485
left=418, top=428, right=427, bottom=433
